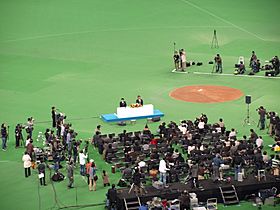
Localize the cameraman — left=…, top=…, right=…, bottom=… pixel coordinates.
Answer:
left=267, top=112, right=277, bottom=136
left=132, top=167, right=144, bottom=195
left=271, top=55, right=279, bottom=75
left=15, top=124, right=23, bottom=148
left=1, top=123, right=9, bottom=151
left=214, top=54, right=222, bottom=73
left=257, top=106, right=267, bottom=130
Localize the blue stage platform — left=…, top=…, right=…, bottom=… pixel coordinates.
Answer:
left=101, top=109, right=164, bottom=122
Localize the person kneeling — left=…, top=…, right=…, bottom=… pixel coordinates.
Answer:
left=234, top=61, right=246, bottom=75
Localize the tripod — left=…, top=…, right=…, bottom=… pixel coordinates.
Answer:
left=211, top=62, right=217, bottom=73
left=211, top=30, right=219, bottom=48
left=243, top=103, right=255, bottom=126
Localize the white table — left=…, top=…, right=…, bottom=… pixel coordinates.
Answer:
left=116, top=104, right=154, bottom=118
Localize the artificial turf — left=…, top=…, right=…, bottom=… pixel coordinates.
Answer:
left=0, top=0, right=279, bottom=209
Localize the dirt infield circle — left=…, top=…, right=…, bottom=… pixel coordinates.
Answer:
left=170, top=85, right=244, bottom=103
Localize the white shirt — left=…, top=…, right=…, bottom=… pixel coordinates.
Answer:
left=138, top=161, right=146, bottom=168
left=79, top=153, right=88, bottom=165
left=229, top=131, right=236, bottom=138
left=256, top=137, right=263, bottom=148
left=25, top=139, right=30, bottom=147
left=178, top=125, right=187, bottom=135
left=159, top=160, right=168, bottom=173
left=188, top=145, right=195, bottom=155
left=22, top=154, right=31, bottom=168
left=198, top=121, right=205, bottom=129
left=61, top=124, right=65, bottom=137
left=181, top=51, right=186, bottom=62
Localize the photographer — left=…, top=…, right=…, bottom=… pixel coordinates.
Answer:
left=79, top=150, right=88, bottom=176
left=1, top=123, right=8, bottom=151
left=271, top=55, right=279, bottom=75
left=159, top=157, right=170, bottom=188
left=214, top=54, right=222, bottom=73
left=26, top=117, right=34, bottom=137
left=173, top=51, right=180, bottom=71
left=132, top=167, right=144, bottom=195
left=38, top=160, right=47, bottom=186
left=15, top=124, right=23, bottom=148
left=51, top=106, right=56, bottom=128
left=267, top=112, right=277, bottom=136
left=257, top=106, right=267, bottom=130
left=67, top=161, right=74, bottom=188
left=107, top=184, right=117, bottom=210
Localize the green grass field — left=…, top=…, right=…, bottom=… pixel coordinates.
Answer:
left=0, top=0, right=280, bottom=209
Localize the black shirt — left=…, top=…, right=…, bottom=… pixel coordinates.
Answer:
left=120, top=101, right=127, bottom=107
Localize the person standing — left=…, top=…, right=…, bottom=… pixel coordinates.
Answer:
left=37, top=160, right=46, bottom=186
left=180, top=49, right=186, bottom=71
left=107, top=184, right=117, bottom=210
left=51, top=106, right=56, bottom=128
left=190, top=161, right=199, bottom=188
left=136, top=95, right=143, bottom=106
left=256, top=136, right=264, bottom=148
left=258, top=106, right=267, bottom=130
left=1, top=123, right=8, bottom=151
left=26, top=140, right=34, bottom=159
left=119, top=98, right=127, bottom=107
left=22, top=152, right=31, bottom=177
left=233, top=151, right=244, bottom=181
left=214, top=54, right=222, bottom=73
left=79, top=150, right=88, bottom=176
left=159, top=158, right=169, bottom=187
left=212, top=154, right=224, bottom=182
left=88, top=162, right=97, bottom=191
left=67, top=161, right=74, bottom=188
left=218, top=118, right=226, bottom=134
left=102, top=170, right=110, bottom=187
left=173, top=51, right=180, bottom=71
left=15, top=124, right=23, bottom=148
left=179, top=190, right=190, bottom=210
left=271, top=55, right=279, bottom=75
left=26, top=117, right=34, bottom=138
left=132, top=168, right=144, bottom=195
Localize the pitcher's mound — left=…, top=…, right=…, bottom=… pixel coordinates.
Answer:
left=170, top=85, right=243, bottom=103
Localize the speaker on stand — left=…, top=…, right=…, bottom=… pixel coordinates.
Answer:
left=243, top=95, right=255, bottom=126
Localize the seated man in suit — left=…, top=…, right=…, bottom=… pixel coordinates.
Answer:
left=119, top=98, right=127, bottom=107
left=136, top=95, right=143, bottom=106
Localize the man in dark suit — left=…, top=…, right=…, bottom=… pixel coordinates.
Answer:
left=119, top=98, right=127, bottom=107
left=51, top=106, right=56, bottom=128
left=136, top=95, right=143, bottom=106
left=107, top=184, right=117, bottom=209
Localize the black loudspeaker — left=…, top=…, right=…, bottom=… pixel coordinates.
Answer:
left=245, top=95, right=251, bottom=104
left=152, top=117, right=161, bottom=122
left=265, top=71, right=275, bottom=77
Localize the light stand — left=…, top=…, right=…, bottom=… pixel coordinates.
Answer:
left=211, top=29, right=219, bottom=48
left=243, top=95, right=255, bottom=126
left=173, top=42, right=177, bottom=70
left=244, top=103, right=252, bottom=125
left=211, top=62, right=216, bottom=73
